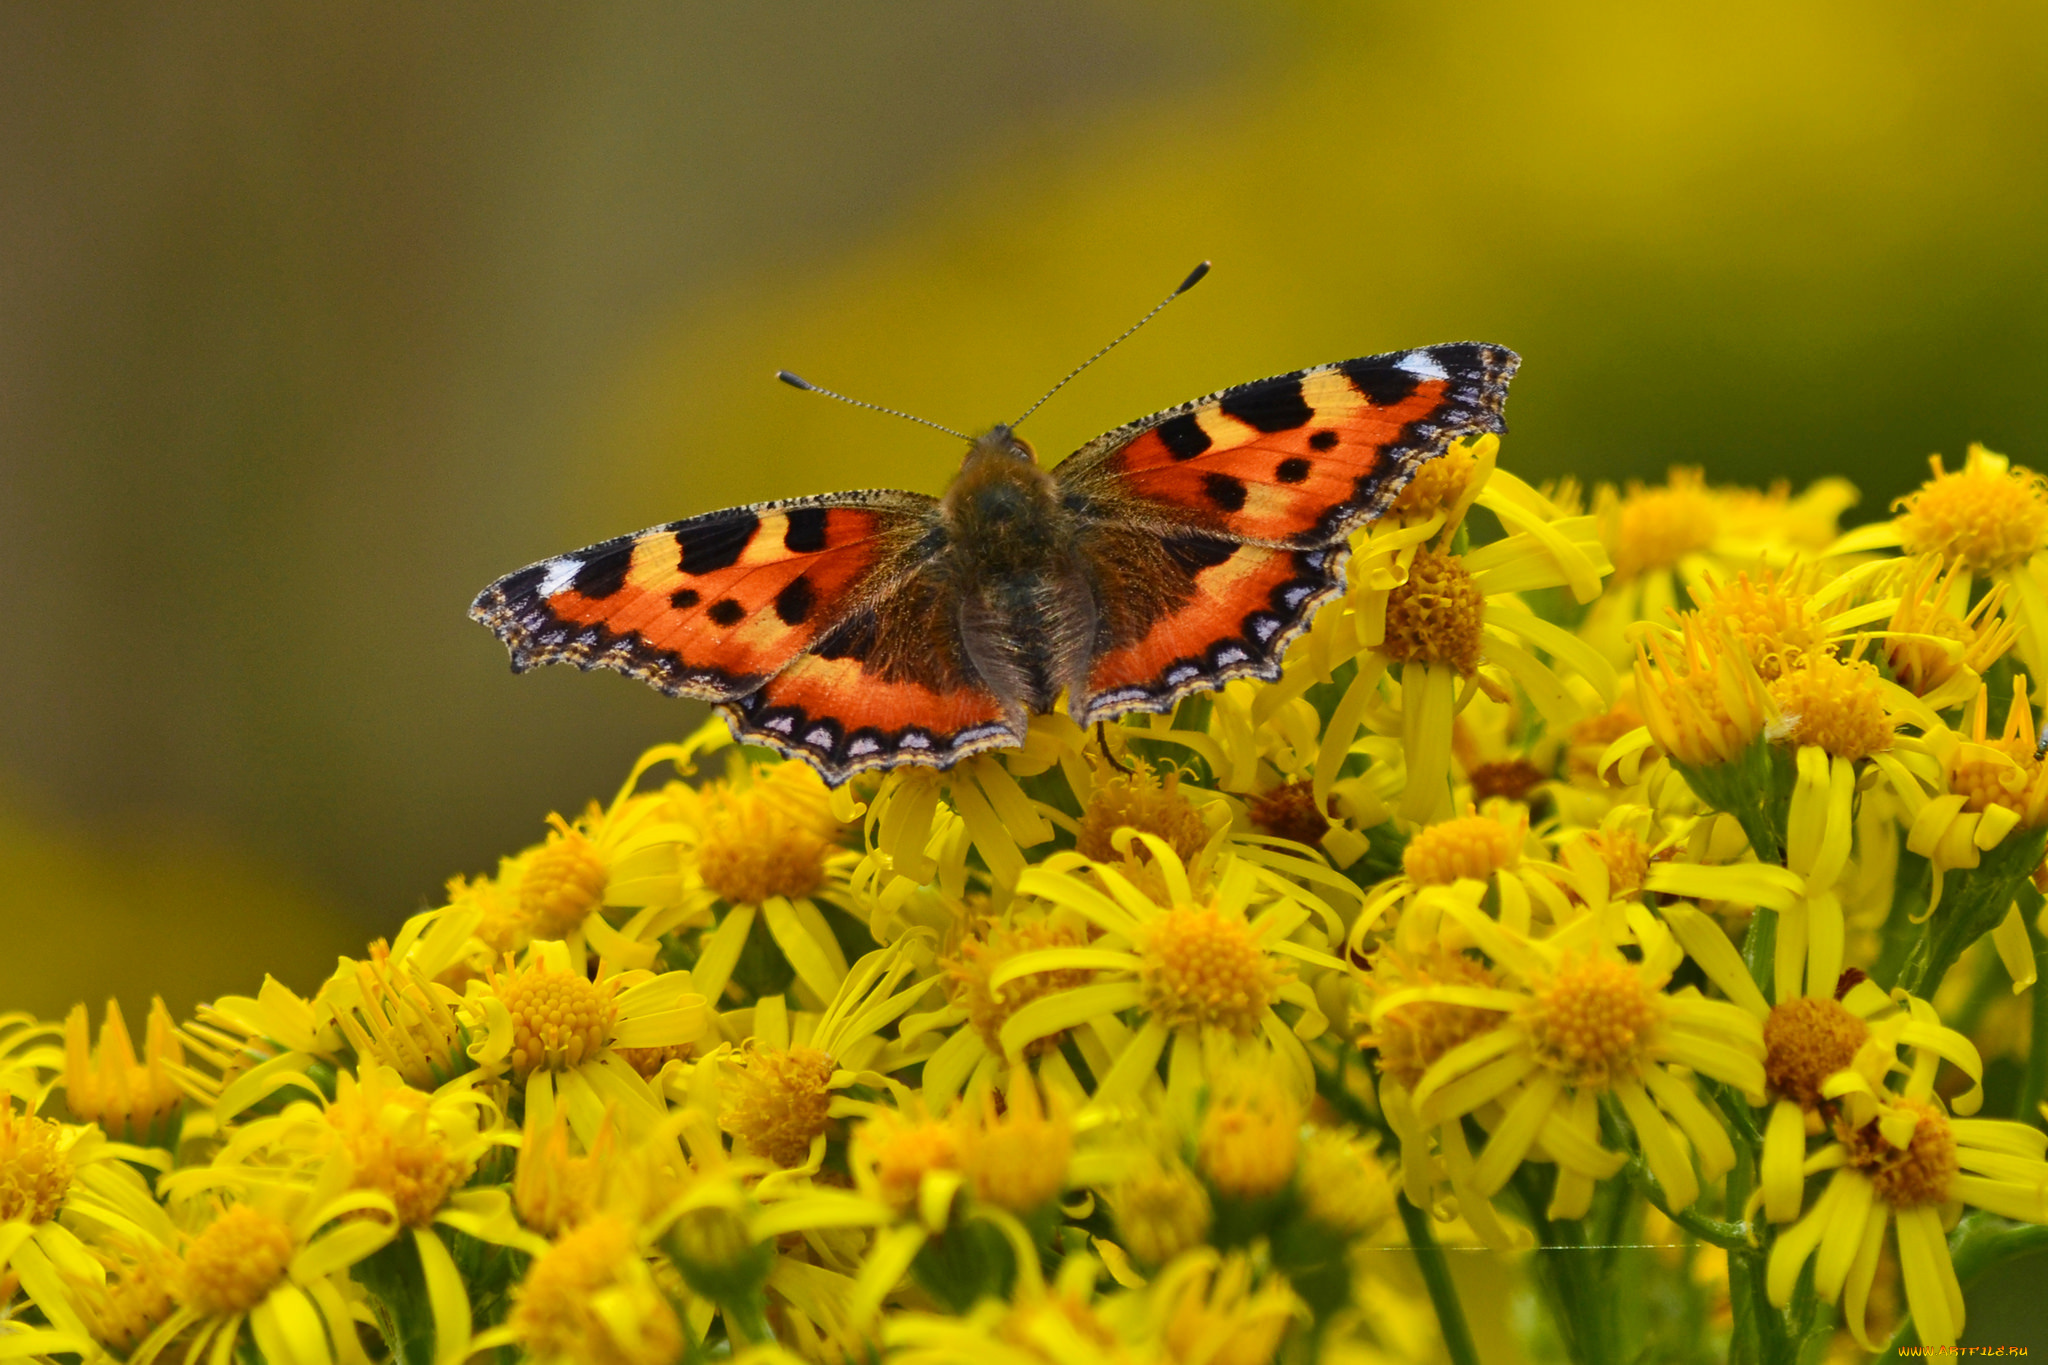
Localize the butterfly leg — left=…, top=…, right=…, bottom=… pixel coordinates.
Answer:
left=1095, top=721, right=1136, bottom=774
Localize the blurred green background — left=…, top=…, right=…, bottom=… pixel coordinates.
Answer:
left=4, top=1, right=2047, bottom=1031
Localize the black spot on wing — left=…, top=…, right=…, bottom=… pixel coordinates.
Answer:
left=1308, top=430, right=1340, bottom=452
left=570, top=540, right=633, bottom=599
left=1162, top=535, right=1237, bottom=575
left=707, top=598, right=746, bottom=627
left=490, top=564, right=549, bottom=603
left=1219, top=374, right=1313, bottom=432
left=774, top=575, right=815, bottom=626
left=1341, top=358, right=1420, bottom=408
left=676, top=512, right=760, bottom=575
left=1276, top=457, right=1311, bottom=484
left=783, top=507, right=829, bottom=554
left=669, top=587, right=700, bottom=610
left=1155, top=413, right=1213, bottom=461
left=1202, top=472, right=1248, bottom=512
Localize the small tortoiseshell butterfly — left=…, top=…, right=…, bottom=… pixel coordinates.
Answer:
left=472, top=267, right=1518, bottom=785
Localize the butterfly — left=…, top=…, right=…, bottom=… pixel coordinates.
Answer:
left=471, top=289, right=1518, bottom=786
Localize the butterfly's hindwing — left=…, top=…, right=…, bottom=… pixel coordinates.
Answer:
left=1070, top=537, right=1349, bottom=726
left=720, top=567, right=1024, bottom=782
left=1055, top=342, right=1519, bottom=547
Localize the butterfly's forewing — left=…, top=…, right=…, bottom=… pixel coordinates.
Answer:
left=1057, top=342, right=1518, bottom=723
left=1055, top=343, right=1519, bottom=547
left=470, top=489, right=1021, bottom=782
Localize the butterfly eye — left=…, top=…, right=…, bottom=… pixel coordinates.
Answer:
left=1008, top=436, right=1039, bottom=464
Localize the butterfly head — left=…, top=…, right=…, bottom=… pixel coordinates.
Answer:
left=965, top=424, right=1039, bottom=468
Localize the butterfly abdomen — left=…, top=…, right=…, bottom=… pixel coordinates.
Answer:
left=936, top=440, right=1099, bottom=714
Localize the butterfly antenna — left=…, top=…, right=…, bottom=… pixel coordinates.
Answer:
left=1009, top=260, right=1210, bottom=430
left=775, top=371, right=973, bottom=442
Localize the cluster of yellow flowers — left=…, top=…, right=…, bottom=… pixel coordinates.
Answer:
left=7, top=439, right=2048, bottom=1365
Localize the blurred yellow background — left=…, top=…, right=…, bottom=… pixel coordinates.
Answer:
left=4, top=0, right=2045, bottom=1037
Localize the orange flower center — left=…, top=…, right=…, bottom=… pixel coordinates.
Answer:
left=1137, top=908, right=1287, bottom=1035
left=1381, top=548, right=1486, bottom=676
left=1404, top=812, right=1521, bottom=886
left=1838, top=1098, right=1959, bottom=1208
left=1766, top=655, right=1895, bottom=761
left=1763, top=996, right=1869, bottom=1108
left=1247, top=780, right=1331, bottom=848
left=1523, top=954, right=1659, bottom=1087
left=944, top=918, right=1094, bottom=1058
left=1607, top=468, right=1718, bottom=578
left=178, top=1206, right=295, bottom=1317
left=521, top=826, right=611, bottom=938
left=494, top=961, right=617, bottom=1079
left=719, top=1047, right=836, bottom=1168
left=697, top=789, right=831, bottom=906
left=0, top=1106, right=72, bottom=1225
left=1358, top=946, right=1503, bottom=1091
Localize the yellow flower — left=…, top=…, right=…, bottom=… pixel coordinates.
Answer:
left=144, top=1144, right=403, bottom=1365
left=1196, top=1067, right=1301, bottom=1201
left=1685, top=564, right=1834, bottom=682
left=501, top=1215, right=686, bottom=1365
left=1766, top=653, right=1896, bottom=762
left=63, top=997, right=185, bottom=1146
left=1892, top=443, right=2048, bottom=572
left=207, top=1064, right=545, bottom=1364
left=995, top=846, right=1340, bottom=1105
left=467, top=940, right=708, bottom=1143
left=321, top=943, right=470, bottom=1090
left=956, top=1076, right=1074, bottom=1214
left=721, top=1043, right=838, bottom=1168
left=1631, top=611, right=1774, bottom=771
left=1836, top=444, right=2048, bottom=685
left=1383, top=886, right=1763, bottom=1216
left=1587, top=467, right=1857, bottom=657
left=1316, top=442, right=1613, bottom=822
left=850, top=1102, right=961, bottom=1220
left=1107, top=1154, right=1212, bottom=1269
left=1766, top=1002, right=2046, bottom=1351
left=1297, top=1126, right=1396, bottom=1236
left=1348, top=804, right=1574, bottom=957
left=716, top=938, right=937, bottom=1166
left=930, top=907, right=1097, bottom=1083
left=0, top=1098, right=175, bottom=1341
left=515, top=1105, right=617, bottom=1239
left=1875, top=678, right=2048, bottom=931
left=1658, top=900, right=1930, bottom=1222
left=1884, top=555, right=2017, bottom=706
left=1155, top=1249, right=1303, bottom=1365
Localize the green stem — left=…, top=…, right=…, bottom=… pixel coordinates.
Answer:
left=354, top=1235, right=438, bottom=1365
left=1503, top=1166, right=1614, bottom=1365
left=1720, top=1111, right=1775, bottom=1365
left=2021, top=900, right=2048, bottom=1121
left=1742, top=906, right=1778, bottom=1021
left=1396, top=1195, right=1481, bottom=1365
left=1620, top=1150, right=1749, bottom=1249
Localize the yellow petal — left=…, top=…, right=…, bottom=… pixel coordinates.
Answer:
left=1992, top=901, right=2039, bottom=991
left=1762, top=1099, right=1809, bottom=1224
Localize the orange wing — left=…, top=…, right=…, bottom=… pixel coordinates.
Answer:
left=1069, top=537, right=1349, bottom=726
left=1054, top=343, right=1519, bottom=547
left=470, top=491, right=935, bottom=700
left=471, top=490, right=1025, bottom=783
